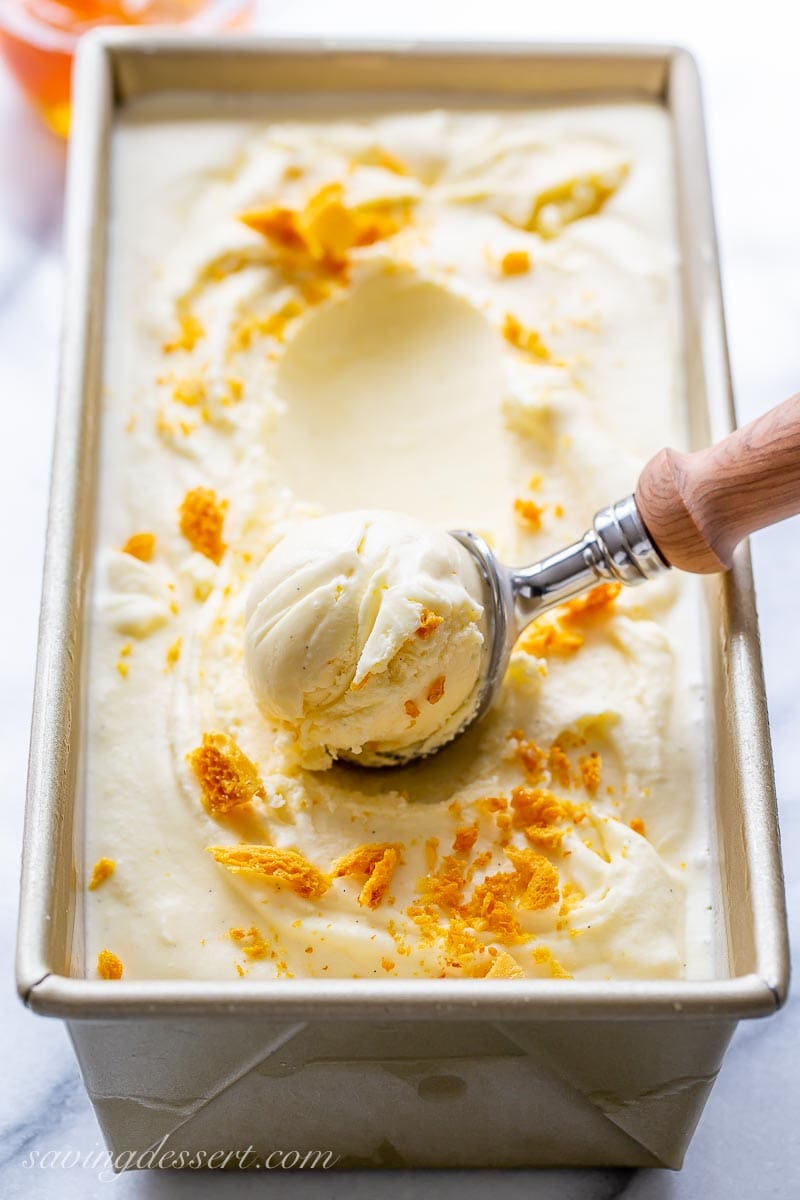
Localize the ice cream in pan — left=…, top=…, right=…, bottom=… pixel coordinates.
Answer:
left=88, top=104, right=753, bottom=982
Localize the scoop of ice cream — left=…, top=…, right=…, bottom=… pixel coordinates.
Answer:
left=244, top=510, right=488, bottom=767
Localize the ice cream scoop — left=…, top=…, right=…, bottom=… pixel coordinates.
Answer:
left=247, top=393, right=800, bottom=768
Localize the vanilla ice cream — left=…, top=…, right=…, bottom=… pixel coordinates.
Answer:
left=244, top=510, right=487, bottom=767
left=83, top=103, right=718, bottom=984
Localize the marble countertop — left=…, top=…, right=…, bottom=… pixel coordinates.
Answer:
left=1, top=3, right=797, bottom=1196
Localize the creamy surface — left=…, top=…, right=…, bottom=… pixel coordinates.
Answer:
left=84, top=102, right=717, bottom=982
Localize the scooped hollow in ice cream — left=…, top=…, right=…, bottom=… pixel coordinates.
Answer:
left=244, top=510, right=488, bottom=767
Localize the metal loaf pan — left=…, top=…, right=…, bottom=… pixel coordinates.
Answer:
left=16, top=33, right=789, bottom=1170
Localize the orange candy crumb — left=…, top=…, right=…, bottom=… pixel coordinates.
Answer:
left=519, top=583, right=620, bottom=662
left=579, top=752, right=602, bottom=795
left=505, top=846, right=561, bottom=912
left=97, top=949, right=123, bottom=980
left=210, top=844, right=330, bottom=900
left=416, top=608, right=443, bottom=639
left=520, top=621, right=584, bottom=659
left=163, top=311, right=205, bottom=354
left=561, top=583, right=622, bottom=623
left=452, top=822, right=480, bottom=854
left=333, top=843, right=403, bottom=910
left=502, top=313, right=553, bottom=362
left=514, top=497, right=546, bottom=532
left=485, top=950, right=525, bottom=978
left=510, top=785, right=581, bottom=850
left=88, top=857, right=115, bottom=892
left=548, top=743, right=573, bottom=789
left=500, top=250, right=531, bottom=276
left=239, top=181, right=413, bottom=272
left=165, top=638, right=182, bottom=669
left=229, top=926, right=271, bottom=961
left=533, top=944, right=572, bottom=979
left=121, top=532, right=156, bottom=563
left=172, top=376, right=207, bottom=407
left=510, top=732, right=547, bottom=782
left=188, top=732, right=266, bottom=815
left=179, top=487, right=227, bottom=564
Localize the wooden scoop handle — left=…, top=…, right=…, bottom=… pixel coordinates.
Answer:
left=635, top=392, right=800, bottom=573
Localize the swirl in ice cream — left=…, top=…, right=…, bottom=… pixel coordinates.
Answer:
left=244, top=510, right=487, bottom=767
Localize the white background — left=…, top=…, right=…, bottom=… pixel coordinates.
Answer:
left=1, top=1, right=797, bottom=1195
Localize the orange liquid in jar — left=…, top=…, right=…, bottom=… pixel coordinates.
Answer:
left=0, top=0, right=252, bottom=136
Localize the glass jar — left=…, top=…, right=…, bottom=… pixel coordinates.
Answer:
left=0, top=0, right=254, bottom=136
